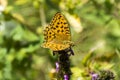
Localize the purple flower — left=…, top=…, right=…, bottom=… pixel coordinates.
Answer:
left=55, top=62, right=59, bottom=72
left=64, top=74, right=69, bottom=80
left=91, top=73, right=99, bottom=80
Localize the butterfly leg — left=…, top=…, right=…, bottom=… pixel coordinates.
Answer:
left=65, top=47, right=74, bottom=56
left=69, top=48, right=74, bottom=55
left=53, top=51, right=58, bottom=56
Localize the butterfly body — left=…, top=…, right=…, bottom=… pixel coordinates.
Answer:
left=42, top=12, right=73, bottom=51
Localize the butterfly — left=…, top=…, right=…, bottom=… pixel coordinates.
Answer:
left=41, top=12, right=74, bottom=55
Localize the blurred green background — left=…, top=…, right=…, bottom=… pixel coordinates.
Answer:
left=0, top=0, right=120, bottom=80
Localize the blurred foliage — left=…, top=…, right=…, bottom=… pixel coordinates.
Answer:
left=0, top=0, right=120, bottom=80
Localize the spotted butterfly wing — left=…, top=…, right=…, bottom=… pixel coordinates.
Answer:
left=42, top=12, right=73, bottom=51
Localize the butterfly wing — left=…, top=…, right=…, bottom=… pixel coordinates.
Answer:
left=42, top=12, right=72, bottom=51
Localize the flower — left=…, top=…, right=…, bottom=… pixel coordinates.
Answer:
left=64, top=74, right=69, bottom=80
left=90, top=72, right=99, bottom=80
left=55, top=62, right=59, bottom=72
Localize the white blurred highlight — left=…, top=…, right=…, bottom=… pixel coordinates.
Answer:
left=65, top=13, right=83, bottom=33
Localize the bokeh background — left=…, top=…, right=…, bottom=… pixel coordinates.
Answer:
left=0, top=0, right=120, bottom=80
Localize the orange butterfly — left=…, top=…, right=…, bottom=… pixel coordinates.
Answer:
left=42, top=12, right=74, bottom=55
